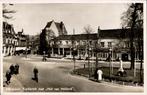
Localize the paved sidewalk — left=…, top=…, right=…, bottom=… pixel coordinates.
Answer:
left=3, top=61, right=23, bottom=92
left=3, top=74, right=24, bottom=92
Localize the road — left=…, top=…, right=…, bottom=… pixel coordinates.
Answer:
left=3, top=55, right=143, bottom=92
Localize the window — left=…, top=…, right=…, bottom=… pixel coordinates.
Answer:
left=66, top=41, right=68, bottom=45
left=108, top=42, right=112, bottom=47
left=89, top=40, right=92, bottom=45
left=14, top=41, right=15, bottom=45
left=8, top=39, right=9, bottom=44
left=75, top=41, right=80, bottom=45
left=5, top=39, right=8, bottom=44
left=72, top=41, right=74, bottom=44
left=125, top=41, right=129, bottom=48
left=100, top=42, right=105, bottom=47
left=83, top=41, right=86, bottom=45
left=60, top=41, right=62, bottom=44
left=2, top=47, right=4, bottom=53
left=3, top=38, right=6, bottom=44
left=6, top=47, right=8, bottom=53
left=10, top=39, right=12, bottom=43
left=94, top=41, right=97, bottom=45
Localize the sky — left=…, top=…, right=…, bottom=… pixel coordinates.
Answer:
left=5, top=3, right=129, bottom=35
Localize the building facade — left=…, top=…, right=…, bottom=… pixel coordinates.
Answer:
left=3, top=22, right=29, bottom=56
left=39, top=20, right=67, bottom=54
left=3, top=22, right=18, bottom=56
left=15, top=29, right=30, bottom=55
left=40, top=21, right=143, bottom=61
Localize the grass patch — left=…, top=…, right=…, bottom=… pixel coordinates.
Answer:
left=74, top=67, right=144, bottom=84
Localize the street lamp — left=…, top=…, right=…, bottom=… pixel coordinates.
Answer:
left=73, top=48, right=76, bottom=72
left=88, top=47, right=92, bottom=78
left=134, top=44, right=136, bottom=78
left=111, top=46, right=113, bottom=74
left=25, top=47, right=28, bottom=58
left=109, top=48, right=112, bottom=78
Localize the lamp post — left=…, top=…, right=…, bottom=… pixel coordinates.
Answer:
left=25, top=47, right=27, bottom=58
left=134, top=44, right=136, bottom=78
left=73, top=48, right=76, bottom=72
left=88, top=47, right=92, bottom=78
left=111, top=46, right=113, bottom=74
left=109, top=48, right=112, bottom=78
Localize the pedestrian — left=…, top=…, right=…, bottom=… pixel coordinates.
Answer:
left=94, top=68, right=98, bottom=80
left=117, top=58, right=127, bottom=77
left=43, top=56, right=47, bottom=61
left=33, top=67, right=38, bottom=82
left=9, top=64, right=15, bottom=75
left=97, top=68, right=103, bottom=82
left=42, top=51, right=47, bottom=61
left=5, top=70, right=11, bottom=85
left=14, top=64, right=19, bottom=74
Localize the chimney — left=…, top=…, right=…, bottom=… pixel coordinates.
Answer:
left=60, top=21, right=64, bottom=34
left=97, top=26, right=100, bottom=38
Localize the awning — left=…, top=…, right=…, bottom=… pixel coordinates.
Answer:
left=15, top=47, right=27, bottom=51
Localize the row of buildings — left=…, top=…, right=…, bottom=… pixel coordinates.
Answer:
left=3, top=20, right=143, bottom=61
left=3, top=22, right=29, bottom=56
left=39, top=20, right=143, bottom=61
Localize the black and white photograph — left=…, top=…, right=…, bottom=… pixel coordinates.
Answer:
left=1, top=1, right=145, bottom=93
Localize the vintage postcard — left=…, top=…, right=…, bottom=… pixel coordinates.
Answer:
left=0, top=0, right=146, bottom=95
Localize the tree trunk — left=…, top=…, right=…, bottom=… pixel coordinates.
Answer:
left=96, top=52, right=98, bottom=69
left=129, top=4, right=138, bottom=70
left=139, top=38, right=143, bottom=83
left=130, top=45, right=135, bottom=70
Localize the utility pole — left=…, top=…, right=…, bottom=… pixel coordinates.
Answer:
left=109, top=48, right=112, bottom=78
left=88, top=40, right=90, bottom=78
left=73, top=29, right=76, bottom=72
left=96, top=26, right=100, bottom=69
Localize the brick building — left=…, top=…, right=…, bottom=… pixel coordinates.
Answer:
left=3, top=22, right=18, bottom=56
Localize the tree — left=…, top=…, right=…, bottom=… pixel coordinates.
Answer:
left=83, top=25, right=94, bottom=58
left=39, top=29, right=55, bottom=57
left=121, top=3, right=143, bottom=70
left=83, top=25, right=94, bottom=34
left=83, top=25, right=94, bottom=78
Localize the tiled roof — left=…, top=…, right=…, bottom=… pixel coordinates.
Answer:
left=45, top=20, right=67, bottom=35
left=56, top=34, right=98, bottom=40
left=56, top=28, right=143, bottom=40
left=3, top=22, right=15, bottom=34
left=3, top=22, right=16, bottom=38
left=99, top=29, right=128, bottom=39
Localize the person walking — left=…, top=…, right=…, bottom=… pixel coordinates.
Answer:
left=42, top=51, right=47, bottom=61
left=33, top=67, right=38, bottom=83
left=5, top=70, right=11, bottom=85
left=9, top=64, right=15, bottom=75
left=94, top=68, right=98, bottom=80
left=14, top=64, right=19, bottom=74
